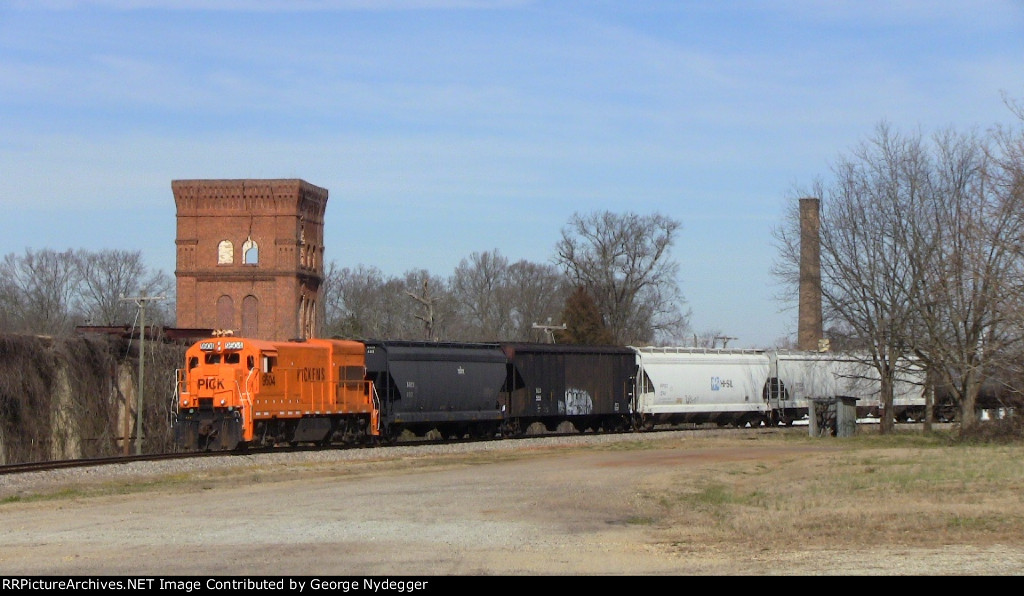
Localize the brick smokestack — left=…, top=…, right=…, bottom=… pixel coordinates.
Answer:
left=798, top=197, right=823, bottom=350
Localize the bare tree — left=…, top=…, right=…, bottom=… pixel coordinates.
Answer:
left=773, top=121, right=1024, bottom=433
left=77, top=249, right=173, bottom=326
left=321, top=263, right=458, bottom=341
left=449, top=250, right=517, bottom=341
left=908, top=125, right=1024, bottom=431
left=505, top=259, right=571, bottom=341
left=403, top=270, right=454, bottom=341
left=447, top=250, right=570, bottom=341
left=321, top=263, right=414, bottom=340
left=0, top=249, right=81, bottom=336
left=0, top=271, right=19, bottom=333
left=554, top=211, right=689, bottom=345
left=0, top=248, right=174, bottom=336
left=774, top=123, right=928, bottom=433
left=319, top=260, right=347, bottom=337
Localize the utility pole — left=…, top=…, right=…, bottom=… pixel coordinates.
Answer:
left=714, top=335, right=738, bottom=349
left=532, top=319, right=567, bottom=344
left=122, top=294, right=165, bottom=455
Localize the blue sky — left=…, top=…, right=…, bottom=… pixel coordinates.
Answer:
left=1, top=1, right=1022, bottom=347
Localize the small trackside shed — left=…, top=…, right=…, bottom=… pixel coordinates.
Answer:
left=363, top=340, right=508, bottom=439
left=501, top=343, right=636, bottom=434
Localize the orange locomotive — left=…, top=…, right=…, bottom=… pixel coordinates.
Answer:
left=175, top=335, right=380, bottom=450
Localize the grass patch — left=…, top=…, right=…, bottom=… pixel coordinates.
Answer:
left=630, top=429, right=1024, bottom=551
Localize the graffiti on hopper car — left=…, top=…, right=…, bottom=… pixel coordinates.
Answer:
left=561, top=388, right=594, bottom=415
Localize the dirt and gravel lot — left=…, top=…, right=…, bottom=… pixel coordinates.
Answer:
left=1, top=427, right=1022, bottom=576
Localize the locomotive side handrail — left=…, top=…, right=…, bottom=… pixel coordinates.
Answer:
left=175, top=368, right=188, bottom=398
left=371, top=384, right=382, bottom=434
left=241, top=367, right=256, bottom=413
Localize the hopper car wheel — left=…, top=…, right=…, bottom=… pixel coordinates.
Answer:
left=501, top=421, right=521, bottom=438
left=382, top=425, right=402, bottom=445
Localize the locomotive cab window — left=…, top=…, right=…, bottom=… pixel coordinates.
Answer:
left=188, top=356, right=199, bottom=370
left=205, top=354, right=221, bottom=364
left=225, top=353, right=240, bottom=365
left=340, top=365, right=363, bottom=381
left=247, top=356, right=255, bottom=370
left=340, top=365, right=363, bottom=390
left=263, top=355, right=277, bottom=373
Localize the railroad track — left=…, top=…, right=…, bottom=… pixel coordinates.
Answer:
left=0, top=420, right=905, bottom=478
left=0, top=438, right=432, bottom=476
left=0, top=450, right=245, bottom=476
left=0, top=434, right=481, bottom=476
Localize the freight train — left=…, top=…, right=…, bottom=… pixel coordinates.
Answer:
left=173, top=335, right=929, bottom=451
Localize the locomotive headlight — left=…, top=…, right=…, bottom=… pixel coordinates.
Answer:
left=220, top=399, right=226, bottom=406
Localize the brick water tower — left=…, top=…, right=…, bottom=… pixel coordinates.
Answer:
left=173, top=179, right=328, bottom=341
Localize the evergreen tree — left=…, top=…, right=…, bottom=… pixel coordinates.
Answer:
left=557, top=286, right=614, bottom=345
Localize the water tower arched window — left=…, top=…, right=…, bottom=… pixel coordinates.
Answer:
left=217, top=240, right=233, bottom=265
left=242, top=236, right=259, bottom=265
